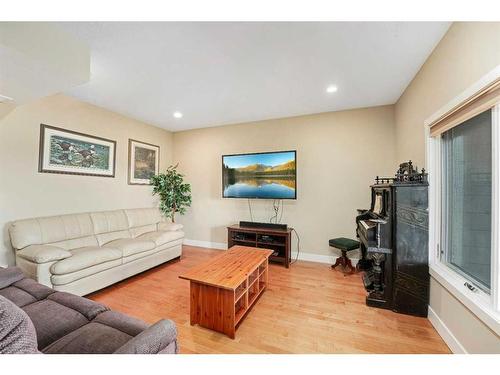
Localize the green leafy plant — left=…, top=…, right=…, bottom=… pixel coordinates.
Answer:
left=151, top=164, right=192, bottom=222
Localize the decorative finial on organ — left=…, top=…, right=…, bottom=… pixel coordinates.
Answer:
left=375, top=160, right=428, bottom=185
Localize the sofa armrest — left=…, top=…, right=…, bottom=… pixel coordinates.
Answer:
left=158, top=222, right=183, bottom=232
left=114, top=319, right=178, bottom=354
left=0, top=295, right=40, bottom=354
left=17, top=245, right=72, bottom=264
left=0, top=267, right=25, bottom=289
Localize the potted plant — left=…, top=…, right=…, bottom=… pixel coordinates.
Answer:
left=151, top=164, right=192, bottom=222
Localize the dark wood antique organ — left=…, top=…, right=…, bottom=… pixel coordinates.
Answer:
left=356, top=161, right=429, bottom=317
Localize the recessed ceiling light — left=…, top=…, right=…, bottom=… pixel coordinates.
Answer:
left=173, top=111, right=183, bottom=119
left=326, top=85, right=338, bottom=93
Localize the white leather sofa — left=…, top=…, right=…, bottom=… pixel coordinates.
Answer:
left=9, top=208, right=184, bottom=296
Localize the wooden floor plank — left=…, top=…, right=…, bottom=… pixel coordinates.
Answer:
left=88, top=245, right=450, bottom=354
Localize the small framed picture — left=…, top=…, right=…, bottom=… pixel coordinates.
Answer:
left=39, top=124, right=116, bottom=177
left=128, top=139, right=160, bottom=185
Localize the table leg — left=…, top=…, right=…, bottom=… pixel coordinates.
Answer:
left=190, top=282, right=197, bottom=326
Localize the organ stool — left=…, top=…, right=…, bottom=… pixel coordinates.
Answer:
left=329, top=237, right=360, bottom=275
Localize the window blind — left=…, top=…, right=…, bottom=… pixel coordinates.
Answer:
left=429, top=78, right=500, bottom=137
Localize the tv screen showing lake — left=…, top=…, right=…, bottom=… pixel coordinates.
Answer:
left=222, top=151, right=296, bottom=199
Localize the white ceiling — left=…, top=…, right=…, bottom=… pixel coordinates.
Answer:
left=1, top=22, right=89, bottom=105
left=57, top=22, right=450, bottom=131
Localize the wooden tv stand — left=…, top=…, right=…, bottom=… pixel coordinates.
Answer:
left=227, top=224, right=292, bottom=268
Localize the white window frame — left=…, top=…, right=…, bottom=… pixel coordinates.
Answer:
left=425, top=65, right=500, bottom=336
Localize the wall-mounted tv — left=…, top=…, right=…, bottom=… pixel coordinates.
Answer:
left=222, top=150, right=296, bottom=199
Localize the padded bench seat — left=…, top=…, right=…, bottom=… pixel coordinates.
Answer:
left=328, top=237, right=360, bottom=251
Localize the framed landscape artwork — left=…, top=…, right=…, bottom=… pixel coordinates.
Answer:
left=128, top=139, right=160, bottom=185
left=38, top=124, right=116, bottom=177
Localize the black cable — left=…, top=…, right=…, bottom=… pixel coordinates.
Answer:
left=269, top=199, right=280, bottom=223
left=290, top=228, right=300, bottom=264
left=278, top=199, right=284, bottom=224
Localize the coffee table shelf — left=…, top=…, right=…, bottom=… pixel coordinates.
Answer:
left=235, top=281, right=247, bottom=302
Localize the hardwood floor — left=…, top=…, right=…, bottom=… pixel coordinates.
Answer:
left=88, top=245, right=451, bottom=354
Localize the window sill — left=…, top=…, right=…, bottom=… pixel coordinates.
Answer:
left=429, top=263, right=500, bottom=336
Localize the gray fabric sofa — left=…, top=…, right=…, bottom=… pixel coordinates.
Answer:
left=9, top=207, right=184, bottom=296
left=0, top=267, right=178, bottom=354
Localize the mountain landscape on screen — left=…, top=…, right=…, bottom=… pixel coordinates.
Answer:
left=222, top=151, right=296, bottom=199
left=232, top=160, right=295, bottom=175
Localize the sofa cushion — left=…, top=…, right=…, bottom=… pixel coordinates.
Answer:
left=23, top=299, right=90, bottom=349
left=47, top=292, right=108, bottom=320
left=9, top=219, right=42, bottom=250
left=94, top=311, right=148, bottom=336
left=50, top=247, right=122, bottom=275
left=0, top=295, right=39, bottom=354
left=96, top=230, right=131, bottom=247
left=0, top=276, right=55, bottom=307
left=90, top=210, right=129, bottom=234
left=17, top=245, right=72, bottom=264
left=49, top=235, right=98, bottom=251
left=42, top=321, right=133, bottom=354
left=103, top=238, right=156, bottom=257
left=50, top=259, right=122, bottom=286
left=122, top=247, right=161, bottom=264
left=0, top=286, right=37, bottom=307
left=138, top=230, right=184, bottom=247
left=11, top=278, right=55, bottom=301
left=9, top=213, right=94, bottom=250
left=158, top=222, right=183, bottom=232
left=130, top=224, right=157, bottom=238
left=0, top=266, right=25, bottom=289
left=125, top=208, right=161, bottom=229
left=114, top=319, right=177, bottom=354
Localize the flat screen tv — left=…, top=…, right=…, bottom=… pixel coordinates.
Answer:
left=222, top=150, right=296, bottom=199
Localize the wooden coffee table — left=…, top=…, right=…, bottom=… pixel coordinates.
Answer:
left=179, top=245, right=273, bottom=339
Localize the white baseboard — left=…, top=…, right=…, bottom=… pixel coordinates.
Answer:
left=184, top=239, right=227, bottom=250
left=428, top=305, right=467, bottom=354
left=184, top=239, right=358, bottom=265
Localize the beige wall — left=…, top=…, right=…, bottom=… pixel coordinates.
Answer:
left=0, top=102, right=15, bottom=120
left=429, top=278, right=500, bottom=353
left=395, top=22, right=500, bottom=166
left=173, top=105, right=396, bottom=260
left=394, top=22, right=500, bottom=353
left=0, top=94, right=173, bottom=266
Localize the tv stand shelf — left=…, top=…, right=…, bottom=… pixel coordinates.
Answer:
left=227, top=224, right=292, bottom=268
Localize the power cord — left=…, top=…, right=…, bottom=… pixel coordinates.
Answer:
left=247, top=198, right=254, bottom=222
left=269, top=199, right=278, bottom=223
left=290, top=228, right=300, bottom=264
left=269, top=199, right=284, bottom=224
left=265, top=199, right=297, bottom=264
left=278, top=199, right=283, bottom=223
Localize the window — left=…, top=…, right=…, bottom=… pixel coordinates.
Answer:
left=426, top=67, right=500, bottom=334
left=441, top=110, right=492, bottom=292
